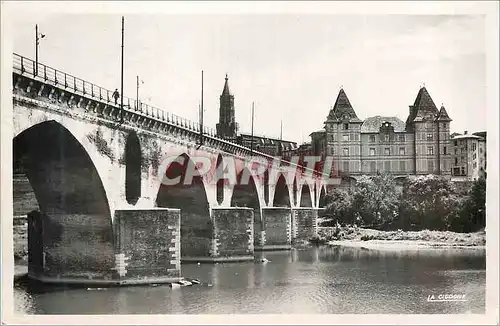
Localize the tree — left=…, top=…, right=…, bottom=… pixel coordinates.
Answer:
left=322, top=187, right=354, bottom=225
left=352, top=173, right=399, bottom=228
left=449, top=176, right=486, bottom=232
left=399, top=175, right=460, bottom=230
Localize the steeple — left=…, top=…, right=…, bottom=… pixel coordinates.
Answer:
left=222, top=73, right=231, bottom=97
left=216, top=74, right=238, bottom=138
left=436, top=104, right=452, bottom=122
left=326, top=88, right=362, bottom=122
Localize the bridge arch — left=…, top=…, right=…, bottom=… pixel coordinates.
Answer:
left=215, top=154, right=224, bottom=205
left=272, top=173, right=292, bottom=207
left=155, top=153, right=212, bottom=258
left=125, top=131, right=142, bottom=205
left=230, top=167, right=262, bottom=228
left=318, top=185, right=327, bottom=208
left=13, top=120, right=114, bottom=275
left=299, top=182, right=313, bottom=207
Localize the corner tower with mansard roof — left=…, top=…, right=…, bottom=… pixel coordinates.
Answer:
left=405, top=86, right=452, bottom=176
left=216, top=74, right=239, bottom=139
left=324, top=88, right=363, bottom=178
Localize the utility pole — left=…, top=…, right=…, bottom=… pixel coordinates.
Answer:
left=279, top=119, right=283, bottom=156
left=35, top=24, right=45, bottom=76
left=197, top=70, right=204, bottom=149
left=120, top=16, right=124, bottom=123
left=250, top=102, right=255, bottom=155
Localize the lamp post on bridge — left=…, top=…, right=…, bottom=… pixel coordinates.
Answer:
left=136, top=75, right=144, bottom=111
left=35, top=24, right=45, bottom=76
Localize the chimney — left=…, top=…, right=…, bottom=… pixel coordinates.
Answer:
left=464, top=131, right=468, bottom=135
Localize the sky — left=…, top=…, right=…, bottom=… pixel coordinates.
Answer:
left=7, top=5, right=488, bottom=144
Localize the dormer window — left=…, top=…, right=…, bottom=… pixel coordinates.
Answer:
left=384, top=134, right=389, bottom=142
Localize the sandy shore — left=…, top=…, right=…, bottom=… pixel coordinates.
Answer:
left=327, top=239, right=486, bottom=251
left=318, top=227, right=486, bottom=250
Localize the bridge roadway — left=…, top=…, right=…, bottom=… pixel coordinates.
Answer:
left=11, top=53, right=338, bottom=285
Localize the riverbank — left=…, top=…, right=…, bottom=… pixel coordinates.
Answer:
left=316, top=226, right=486, bottom=250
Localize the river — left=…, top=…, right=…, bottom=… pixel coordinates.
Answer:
left=14, top=245, right=485, bottom=314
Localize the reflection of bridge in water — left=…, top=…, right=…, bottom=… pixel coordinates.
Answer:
left=12, top=53, right=338, bottom=285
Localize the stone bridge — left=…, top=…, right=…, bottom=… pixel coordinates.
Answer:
left=12, top=53, right=338, bottom=285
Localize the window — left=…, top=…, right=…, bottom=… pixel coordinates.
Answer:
left=427, top=133, right=433, bottom=140
left=454, top=157, right=458, bottom=165
left=369, top=148, right=376, bottom=156
left=441, top=123, right=446, bottom=129
left=453, top=167, right=460, bottom=176
left=343, top=123, right=349, bottom=130
left=369, top=135, right=376, bottom=143
left=384, top=147, right=390, bottom=155
left=454, top=140, right=458, bottom=146
left=332, top=124, right=337, bottom=130
left=427, top=160, right=434, bottom=172
left=480, top=147, right=483, bottom=153
left=384, top=134, right=390, bottom=142
left=473, top=153, right=477, bottom=160
left=329, top=134, right=334, bottom=142
left=473, top=162, right=477, bottom=169
left=399, top=134, right=405, bottom=142
left=399, top=161, right=406, bottom=172
left=472, top=143, right=477, bottom=151
left=454, top=149, right=458, bottom=155
left=461, top=167, right=465, bottom=175
left=343, top=161, right=349, bottom=172
left=399, top=147, right=406, bottom=155
left=370, top=162, right=376, bottom=173
left=343, top=148, right=349, bottom=156
left=443, top=146, right=447, bottom=155
left=384, top=161, right=390, bottom=172
left=342, top=135, right=349, bottom=142
left=427, top=146, right=434, bottom=155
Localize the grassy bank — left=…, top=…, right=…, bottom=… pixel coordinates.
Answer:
left=317, top=226, right=486, bottom=248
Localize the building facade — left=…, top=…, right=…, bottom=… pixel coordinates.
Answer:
left=305, top=87, right=453, bottom=183
left=451, top=131, right=487, bottom=181
left=216, top=75, right=297, bottom=156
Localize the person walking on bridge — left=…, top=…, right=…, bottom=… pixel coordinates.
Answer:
left=112, top=89, right=120, bottom=105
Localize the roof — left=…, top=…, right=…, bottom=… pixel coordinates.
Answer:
left=473, top=131, right=487, bottom=139
left=361, top=116, right=406, bottom=133
left=452, top=134, right=485, bottom=140
left=221, top=74, right=232, bottom=97
left=326, top=88, right=362, bottom=123
left=406, top=87, right=440, bottom=125
left=436, top=105, right=452, bottom=122
left=309, top=130, right=326, bottom=137
left=239, top=132, right=298, bottom=146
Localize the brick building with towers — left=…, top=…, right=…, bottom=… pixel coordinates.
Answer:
left=307, top=86, right=453, bottom=187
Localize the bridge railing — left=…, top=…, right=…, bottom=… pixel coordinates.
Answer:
left=13, top=53, right=222, bottom=137
left=13, top=53, right=329, bottom=178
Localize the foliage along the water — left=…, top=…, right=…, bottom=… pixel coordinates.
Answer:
left=322, top=173, right=486, bottom=233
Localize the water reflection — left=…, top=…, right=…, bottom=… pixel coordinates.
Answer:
left=14, top=246, right=485, bottom=314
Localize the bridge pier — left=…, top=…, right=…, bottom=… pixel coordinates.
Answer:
left=112, top=208, right=182, bottom=284
left=182, top=207, right=254, bottom=262
left=27, top=208, right=182, bottom=285
left=254, top=207, right=292, bottom=251
left=291, top=208, right=319, bottom=242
